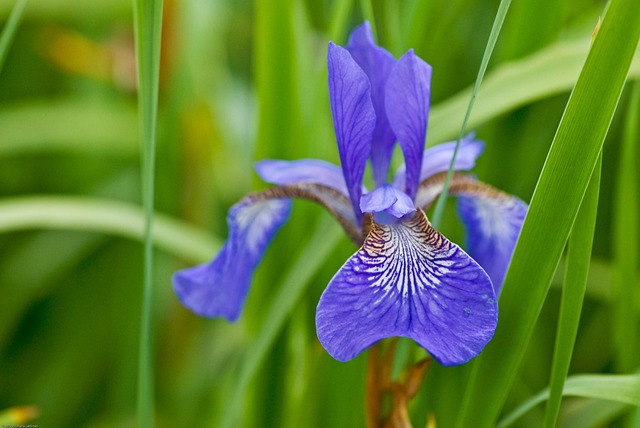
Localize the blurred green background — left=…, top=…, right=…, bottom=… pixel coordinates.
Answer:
left=0, top=0, right=639, bottom=426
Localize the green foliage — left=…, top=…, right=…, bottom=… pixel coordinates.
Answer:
left=1, top=0, right=639, bottom=427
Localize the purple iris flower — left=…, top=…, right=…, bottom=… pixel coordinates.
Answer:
left=173, top=22, right=527, bottom=366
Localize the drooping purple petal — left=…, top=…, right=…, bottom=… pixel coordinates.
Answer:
left=346, top=22, right=397, bottom=186
left=393, top=135, right=485, bottom=189
left=316, top=210, right=497, bottom=366
left=385, top=50, right=432, bottom=200
left=360, top=184, right=415, bottom=219
left=255, top=159, right=349, bottom=196
left=328, top=42, right=377, bottom=221
left=457, top=192, right=527, bottom=294
left=173, top=198, right=291, bottom=320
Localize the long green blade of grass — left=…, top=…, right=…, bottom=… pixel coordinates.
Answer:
left=499, top=374, right=640, bottom=428
left=616, top=83, right=640, bottom=428
left=132, top=0, right=163, bottom=426
left=430, top=0, right=511, bottom=227
left=543, top=155, right=601, bottom=428
left=455, top=0, right=640, bottom=426
left=0, top=196, right=219, bottom=263
left=0, top=0, right=28, bottom=75
left=219, top=215, right=343, bottom=428
left=427, top=40, right=640, bottom=145
left=613, top=82, right=640, bottom=376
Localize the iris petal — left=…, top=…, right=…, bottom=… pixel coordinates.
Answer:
left=173, top=198, right=291, bottom=320
left=255, top=159, right=349, bottom=196
left=457, top=192, right=527, bottom=294
left=393, top=135, right=485, bottom=189
left=328, top=42, right=377, bottom=220
left=316, top=210, right=497, bottom=366
left=346, top=22, right=397, bottom=186
left=385, top=50, right=432, bottom=199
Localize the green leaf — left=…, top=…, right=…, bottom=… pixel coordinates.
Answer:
left=132, top=0, right=164, bottom=423
left=544, top=155, right=601, bottom=428
left=498, top=374, right=640, bottom=428
left=431, top=0, right=512, bottom=227
left=0, top=196, right=219, bottom=263
left=0, top=0, right=28, bottom=75
left=455, top=0, right=640, bottom=425
left=428, top=40, right=640, bottom=145
left=612, top=82, right=640, bottom=375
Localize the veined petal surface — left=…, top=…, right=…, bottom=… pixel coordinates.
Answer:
left=316, top=210, right=497, bottom=366
left=328, top=42, right=376, bottom=220
left=385, top=50, right=432, bottom=199
left=393, top=135, right=484, bottom=189
left=457, top=192, right=527, bottom=294
left=173, top=198, right=291, bottom=320
left=346, top=22, right=396, bottom=186
left=255, top=159, right=349, bottom=196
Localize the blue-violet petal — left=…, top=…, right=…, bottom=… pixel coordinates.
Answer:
left=316, top=209, right=497, bottom=366
left=346, top=21, right=397, bottom=187
left=385, top=50, right=432, bottom=199
left=328, top=42, right=377, bottom=220
left=457, top=192, right=527, bottom=294
left=173, top=198, right=292, bottom=320
left=393, top=134, right=485, bottom=189
left=255, top=159, right=349, bottom=196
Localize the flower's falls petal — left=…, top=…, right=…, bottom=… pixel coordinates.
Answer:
left=457, top=191, right=527, bottom=295
left=328, top=42, right=376, bottom=220
left=255, top=159, right=349, bottom=196
left=385, top=50, right=432, bottom=199
left=393, top=135, right=485, bottom=189
left=316, top=210, right=497, bottom=366
left=252, top=183, right=363, bottom=245
left=346, top=22, right=397, bottom=186
left=360, top=184, right=415, bottom=219
left=173, top=198, right=292, bottom=320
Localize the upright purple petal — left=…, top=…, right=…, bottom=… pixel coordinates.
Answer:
left=328, top=42, right=377, bottom=220
left=316, top=210, right=497, bottom=366
left=255, top=159, right=349, bottom=196
left=393, top=135, right=485, bottom=189
left=457, top=192, right=527, bottom=294
left=385, top=50, right=432, bottom=200
left=173, top=198, right=291, bottom=320
left=346, top=22, right=397, bottom=186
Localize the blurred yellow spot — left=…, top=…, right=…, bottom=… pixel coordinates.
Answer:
left=43, top=28, right=136, bottom=91
left=0, top=405, right=39, bottom=424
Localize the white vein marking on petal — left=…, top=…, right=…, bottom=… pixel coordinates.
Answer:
left=360, top=211, right=460, bottom=304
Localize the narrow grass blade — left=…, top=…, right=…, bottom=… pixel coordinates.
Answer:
left=455, top=1, right=640, bottom=426
left=0, top=0, right=28, bottom=75
left=613, top=82, right=640, bottom=375
left=543, top=155, right=601, bottom=428
left=498, top=374, right=640, bottom=428
left=132, top=0, right=164, bottom=425
left=430, top=0, right=512, bottom=227
left=0, top=196, right=219, bottom=263
left=427, top=41, right=640, bottom=145
left=219, top=215, right=343, bottom=428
